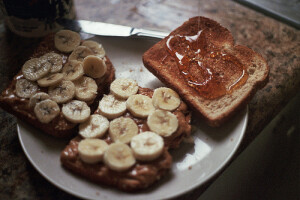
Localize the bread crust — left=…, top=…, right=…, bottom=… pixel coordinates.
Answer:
left=143, top=16, right=269, bottom=126
left=0, top=34, right=115, bottom=137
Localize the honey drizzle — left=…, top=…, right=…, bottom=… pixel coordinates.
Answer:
left=166, top=30, right=248, bottom=99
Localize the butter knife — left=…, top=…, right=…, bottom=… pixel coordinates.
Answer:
left=57, top=19, right=169, bottom=39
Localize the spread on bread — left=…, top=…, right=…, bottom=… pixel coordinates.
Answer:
left=143, top=16, right=269, bottom=126
left=0, top=30, right=115, bottom=137
left=61, top=78, right=192, bottom=191
left=166, top=30, right=248, bottom=99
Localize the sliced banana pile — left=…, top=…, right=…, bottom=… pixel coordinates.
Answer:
left=76, top=78, right=183, bottom=172
left=15, top=30, right=108, bottom=125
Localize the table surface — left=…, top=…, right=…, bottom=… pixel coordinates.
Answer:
left=0, top=0, right=299, bottom=199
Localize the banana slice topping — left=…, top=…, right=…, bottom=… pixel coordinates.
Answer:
left=69, top=46, right=94, bottom=62
left=22, top=57, right=52, bottom=81
left=147, top=110, right=178, bottom=137
left=131, top=131, right=164, bottom=161
left=54, top=30, right=81, bottom=53
left=152, top=87, right=181, bottom=111
left=37, top=73, right=64, bottom=87
left=126, top=94, right=155, bottom=118
left=34, top=99, right=60, bottom=123
left=62, top=100, right=91, bottom=123
left=29, top=92, right=50, bottom=108
left=98, top=94, right=127, bottom=119
left=62, top=60, right=84, bottom=81
left=82, top=40, right=106, bottom=58
left=78, top=138, right=109, bottom=164
left=109, top=117, right=138, bottom=144
left=73, top=76, right=98, bottom=102
left=110, top=78, right=138, bottom=99
left=79, top=114, right=109, bottom=139
left=15, top=79, right=38, bottom=98
left=48, top=80, right=75, bottom=104
left=104, top=143, right=136, bottom=172
left=83, top=55, right=107, bottom=79
left=41, top=52, right=63, bottom=73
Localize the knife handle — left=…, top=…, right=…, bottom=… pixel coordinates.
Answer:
left=131, top=28, right=169, bottom=39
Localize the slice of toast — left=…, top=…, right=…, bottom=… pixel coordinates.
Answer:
left=143, top=16, right=269, bottom=126
left=0, top=33, right=115, bottom=137
left=61, top=86, right=191, bottom=191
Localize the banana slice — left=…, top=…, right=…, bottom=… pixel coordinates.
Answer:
left=152, top=87, right=181, bottom=111
left=22, top=57, right=52, bottom=81
left=83, top=55, right=107, bottom=79
left=126, top=94, right=155, bottom=118
left=69, top=46, right=94, bottom=62
left=73, top=76, right=98, bottom=102
left=29, top=92, right=50, bottom=108
left=98, top=94, right=127, bottom=119
left=34, top=99, right=60, bottom=123
left=79, top=114, right=109, bottom=139
left=78, top=138, right=109, bottom=164
left=62, top=100, right=91, bottom=123
left=48, top=80, right=75, bottom=104
left=62, top=60, right=84, bottom=81
left=103, top=143, right=136, bottom=172
left=42, top=52, right=63, bottom=73
left=15, top=79, right=38, bottom=98
left=147, top=110, right=178, bottom=137
left=110, top=78, right=138, bottom=99
left=109, top=117, right=138, bottom=144
left=82, top=40, right=106, bottom=58
left=130, top=131, right=164, bottom=161
left=37, top=73, right=64, bottom=87
left=54, top=30, right=81, bottom=53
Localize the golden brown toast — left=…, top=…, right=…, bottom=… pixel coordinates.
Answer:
left=143, top=16, right=269, bottom=126
left=0, top=34, right=115, bottom=138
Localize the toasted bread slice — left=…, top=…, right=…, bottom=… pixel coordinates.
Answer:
left=0, top=34, right=115, bottom=137
left=61, top=87, right=191, bottom=191
left=143, top=16, right=269, bottom=126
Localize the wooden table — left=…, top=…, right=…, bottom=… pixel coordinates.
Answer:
left=0, top=0, right=299, bottom=199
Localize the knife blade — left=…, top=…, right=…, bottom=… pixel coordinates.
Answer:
left=57, top=19, right=169, bottom=39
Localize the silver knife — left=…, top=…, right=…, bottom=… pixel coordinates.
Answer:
left=57, top=19, right=169, bottom=39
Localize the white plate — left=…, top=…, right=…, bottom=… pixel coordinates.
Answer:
left=17, top=36, right=248, bottom=200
